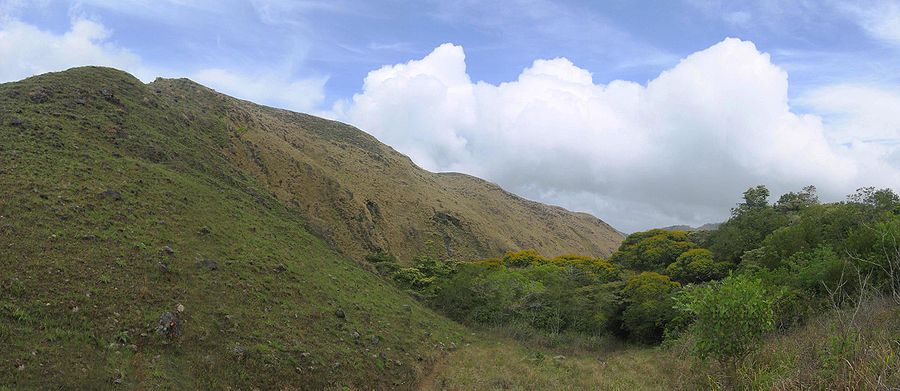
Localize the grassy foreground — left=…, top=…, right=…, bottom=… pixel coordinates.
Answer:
left=419, top=296, right=900, bottom=390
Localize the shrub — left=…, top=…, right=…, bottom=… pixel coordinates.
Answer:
left=679, top=274, right=775, bottom=367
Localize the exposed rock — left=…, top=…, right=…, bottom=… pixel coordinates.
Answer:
left=197, top=226, right=211, bottom=235
left=28, top=88, right=50, bottom=103
left=370, top=335, right=380, bottom=345
left=161, top=245, right=174, bottom=255
left=334, top=308, right=345, bottom=319
left=196, top=258, right=218, bottom=270
left=350, top=330, right=361, bottom=339
left=97, top=189, right=122, bottom=201
left=157, top=311, right=180, bottom=337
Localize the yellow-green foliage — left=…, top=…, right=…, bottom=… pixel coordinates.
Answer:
left=502, top=249, right=548, bottom=267
left=622, top=272, right=681, bottom=342
left=610, top=229, right=697, bottom=272
left=666, top=248, right=731, bottom=284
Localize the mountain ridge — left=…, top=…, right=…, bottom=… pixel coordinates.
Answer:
left=146, top=70, right=623, bottom=262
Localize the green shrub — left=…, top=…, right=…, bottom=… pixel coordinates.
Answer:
left=679, top=274, right=775, bottom=365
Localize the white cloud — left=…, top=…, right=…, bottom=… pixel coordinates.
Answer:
left=0, top=17, right=146, bottom=81
left=798, top=84, right=900, bottom=143
left=839, top=0, right=900, bottom=45
left=334, top=38, right=900, bottom=232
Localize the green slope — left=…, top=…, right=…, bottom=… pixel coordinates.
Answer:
left=0, top=67, right=463, bottom=389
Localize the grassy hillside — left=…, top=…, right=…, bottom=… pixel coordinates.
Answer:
left=0, top=67, right=466, bottom=389
left=147, top=76, right=622, bottom=262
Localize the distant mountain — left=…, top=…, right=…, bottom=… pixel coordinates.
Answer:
left=659, top=222, right=721, bottom=232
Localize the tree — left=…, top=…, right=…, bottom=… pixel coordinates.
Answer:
left=775, top=185, right=819, bottom=214
left=610, top=229, right=697, bottom=272
left=621, top=272, right=680, bottom=342
left=666, top=248, right=731, bottom=284
left=733, top=185, right=770, bottom=216
left=708, top=185, right=789, bottom=264
left=502, top=249, right=547, bottom=268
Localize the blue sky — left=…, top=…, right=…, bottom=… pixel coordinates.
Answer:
left=2, top=0, right=899, bottom=231
left=7, top=1, right=898, bottom=104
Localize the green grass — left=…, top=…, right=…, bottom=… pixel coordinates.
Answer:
left=0, top=67, right=464, bottom=389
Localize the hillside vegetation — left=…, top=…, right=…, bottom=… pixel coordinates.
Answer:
left=149, top=76, right=622, bottom=262
left=0, top=67, right=474, bottom=389
left=384, top=185, right=900, bottom=389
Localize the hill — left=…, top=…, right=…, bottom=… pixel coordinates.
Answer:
left=0, top=67, right=468, bottom=389
left=148, top=77, right=622, bottom=262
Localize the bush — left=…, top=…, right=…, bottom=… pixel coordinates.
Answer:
left=679, top=274, right=775, bottom=366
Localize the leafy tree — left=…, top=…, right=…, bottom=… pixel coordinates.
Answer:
left=666, top=248, right=731, bottom=284
left=610, top=229, right=696, bottom=272
left=775, top=185, right=819, bottom=214
left=621, top=272, right=680, bottom=342
left=708, top=185, right=789, bottom=264
left=502, top=249, right=547, bottom=268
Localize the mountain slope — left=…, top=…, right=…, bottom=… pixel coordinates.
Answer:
left=149, top=77, right=622, bottom=262
left=0, top=67, right=464, bottom=389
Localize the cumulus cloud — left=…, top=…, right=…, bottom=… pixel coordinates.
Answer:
left=334, top=38, right=900, bottom=232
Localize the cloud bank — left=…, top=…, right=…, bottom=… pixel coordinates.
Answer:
left=334, top=39, right=900, bottom=232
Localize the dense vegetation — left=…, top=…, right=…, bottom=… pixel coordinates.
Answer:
left=375, top=184, right=900, bottom=386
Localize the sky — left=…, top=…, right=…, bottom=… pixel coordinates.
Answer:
left=1, top=0, right=899, bottom=232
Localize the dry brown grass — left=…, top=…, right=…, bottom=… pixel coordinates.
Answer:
left=416, top=330, right=693, bottom=391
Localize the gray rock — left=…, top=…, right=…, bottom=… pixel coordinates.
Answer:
left=161, top=245, right=174, bottom=255
left=157, top=311, right=179, bottom=337
left=28, top=88, right=50, bottom=103
left=97, top=189, right=122, bottom=201
left=334, top=308, right=345, bottom=319
left=196, top=258, right=218, bottom=271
